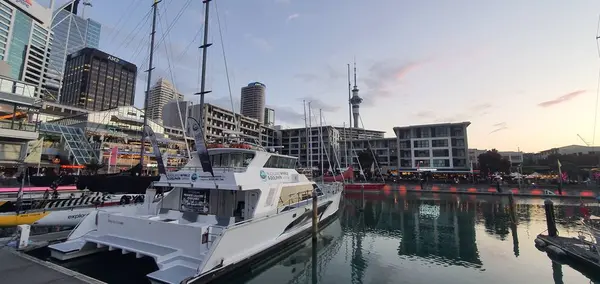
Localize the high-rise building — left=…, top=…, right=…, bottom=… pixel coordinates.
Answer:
left=263, top=107, right=274, bottom=126
left=1, top=0, right=53, bottom=98
left=162, top=100, right=191, bottom=129
left=148, top=78, right=183, bottom=122
left=60, top=47, right=137, bottom=111
left=240, top=82, right=266, bottom=123
left=46, top=0, right=101, bottom=102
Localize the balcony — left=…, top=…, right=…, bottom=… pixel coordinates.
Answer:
left=0, top=119, right=39, bottom=140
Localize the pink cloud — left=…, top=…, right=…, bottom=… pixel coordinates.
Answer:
left=538, top=90, right=586, bottom=107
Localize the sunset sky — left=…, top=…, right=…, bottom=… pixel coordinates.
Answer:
left=49, top=0, right=600, bottom=153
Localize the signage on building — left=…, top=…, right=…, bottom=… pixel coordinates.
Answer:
left=16, top=0, right=32, bottom=8
left=107, top=55, right=121, bottom=64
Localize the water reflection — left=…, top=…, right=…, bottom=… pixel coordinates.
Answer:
left=236, top=192, right=600, bottom=284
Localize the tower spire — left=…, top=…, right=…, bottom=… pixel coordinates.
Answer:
left=353, top=58, right=357, bottom=87
left=350, top=59, right=362, bottom=128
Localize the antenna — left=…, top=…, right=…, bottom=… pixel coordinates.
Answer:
left=353, top=59, right=357, bottom=87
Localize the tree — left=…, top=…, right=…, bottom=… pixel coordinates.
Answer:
left=85, top=158, right=104, bottom=175
left=357, top=149, right=375, bottom=172
left=478, top=149, right=511, bottom=176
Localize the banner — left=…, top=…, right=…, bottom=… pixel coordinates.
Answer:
left=109, top=146, right=118, bottom=166
left=24, top=137, right=43, bottom=164
left=144, top=125, right=166, bottom=175
left=188, top=116, right=214, bottom=176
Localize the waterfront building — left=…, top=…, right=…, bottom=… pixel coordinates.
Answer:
left=147, top=78, right=183, bottom=122
left=1, top=0, right=53, bottom=99
left=279, top=126, right=340, bottom=168
left=60, top=47, right=137, bottom=111
left=0, top=75, right=41, bottom=167
left=161, top=100, right=191, bottom=129
left=188, top=102, right=262, bottom=143
left=264, top=107, right=274, bottom=126
left=46, top=0, right=101, bottom=102
left=43, top=106, right=190, bottom=171
left=240, top=82, right=266, bottom=123
left=468, top=148, right=524, bottom=168
left=342, top=137, right=398, bottom=171
left=393, top=122, right=470, bottom=172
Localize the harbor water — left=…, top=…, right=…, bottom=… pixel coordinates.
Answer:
left=29, top=192, right=600, bottom=283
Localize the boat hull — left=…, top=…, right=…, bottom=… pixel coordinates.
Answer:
left=185, top=191, right=342, bottom=284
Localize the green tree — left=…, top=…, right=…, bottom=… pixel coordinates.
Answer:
left=478, top=149, right=511, bottom=176
left=85, top=158, right=104, bottom=175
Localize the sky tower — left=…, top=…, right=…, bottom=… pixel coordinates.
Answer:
left=350, top=62, right=363, bottom=128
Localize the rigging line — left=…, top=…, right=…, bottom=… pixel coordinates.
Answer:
left=157, top=10, right=192, bottom=160
left=319, top=114, right=342, bottom=182
left=138, top=0, right=193, bottom=68
left=593, top=64, right=600, bottom=147
left=358, top=113, right=385, bottom=183
left=113, top=9, right=153, bottom=55
left=214, top=0, right=238, bottom=132
left=105, top=0, right=145, bottom=43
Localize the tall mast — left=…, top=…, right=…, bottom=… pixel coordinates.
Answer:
left=139, top=0, right=160, bottom=171
left=195, top=0, right=213, bottom=137
left=308, top=101, right=312, bottom=169
left=319, top=109, right=324, bottom=177
left=347, top=64, right=353, bottom=178
left=303, top=100, right=309, bottom=167
left=343, top=122, right=348, bottom=169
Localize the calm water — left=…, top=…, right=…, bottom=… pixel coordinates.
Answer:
left=32, top=193, right=600, bottom=284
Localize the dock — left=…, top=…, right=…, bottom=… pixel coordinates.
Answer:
left=0, top=247, right=103, bottom=284
left=535, top=234, right=600, bottom=279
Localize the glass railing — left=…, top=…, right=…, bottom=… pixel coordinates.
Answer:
left=0, top=77, right=37, bottom=98
left=0, top=119, right=38, bottom=132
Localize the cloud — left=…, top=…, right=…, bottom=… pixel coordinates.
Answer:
left=294, top=64, right=344, bottom=84
left=286, top=13, right=300, bottom=22
left=294, top=73, right=320, bottom=82
left=492, top=122, right=507, bottom=128
left=489, top=126, right=508, bottom=134
left=538, top=90, right=586, bottom=107
left=275, top=0, right=291, bottom=3
left=299, top=97, right=340, bottom=113
left=273, top=106, right=304, bottom=124
left=415, top=111, right=434, bottom=118
left=361, top=60, right=427, bottom=106
left=244, top=33, right=273, bottom=52
left=207, top=96, right=240, bottom=112
left=469, top=103, right=492, bottom=111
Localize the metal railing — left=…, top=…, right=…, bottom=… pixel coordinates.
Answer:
left=0, top=119, right=38, bottom=132
left=0, top=77, right=37, bottom=98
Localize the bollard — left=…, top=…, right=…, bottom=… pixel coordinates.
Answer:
left=544, top=199, right=557, bottom=237
left=508, top=191, right=516, bottom=223
left=312, top=189, right=318, bottom=241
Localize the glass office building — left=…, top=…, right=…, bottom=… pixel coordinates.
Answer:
left=0, top=0, right=53, bottom=98
left=46, top=0, right=101, bottom=101
left=60, top=48, right=137, bottom=111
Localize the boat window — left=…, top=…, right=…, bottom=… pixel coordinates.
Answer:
left=211, top=152, right=255, bottom=167
left=264, top=155, right=297, bottom=169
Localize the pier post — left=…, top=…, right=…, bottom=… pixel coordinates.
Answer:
left=544, top=199, right=557, bottom=237
left=312, top=189, right=318, bottom=241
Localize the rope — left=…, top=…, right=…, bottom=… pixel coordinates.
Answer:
left=214, top=0, right=238, bottom=132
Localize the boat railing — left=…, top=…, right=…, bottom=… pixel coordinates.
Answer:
left=205, top=225, right=227, bottom=248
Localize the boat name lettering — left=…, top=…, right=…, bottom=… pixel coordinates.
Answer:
left=263, top=171, right=289, bottom=181
left=67, top=213, right=88, bottom=220
left=166, top=172, right=192, bottom=180
left=108, top=218, right=124, bottom=225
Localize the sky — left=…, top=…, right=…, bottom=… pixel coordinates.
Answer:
left=47, top=0, right=600, bottom=153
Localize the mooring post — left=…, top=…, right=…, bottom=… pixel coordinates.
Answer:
left=544, top=199, right=557, bottom=237
left=312, top=189, right=318, bottom=241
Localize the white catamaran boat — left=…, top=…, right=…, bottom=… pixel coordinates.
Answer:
left=49, top=146, right=343, bottom=284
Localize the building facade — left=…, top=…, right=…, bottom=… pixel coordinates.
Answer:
left=60, top=47, right=137, bottom=111
left=279, top=126, right=340, bottom=168
left=341, top=137, right=397, bottom=171
left=240, top=82, right=265, bottom=123
left=1, top=0, right=53, bottom=98
left=46, top=0, right=101, bottom=101
left=147, top=78, right=183, bottom=122
left=161, top=100, right=191, bottom=129
left=393, top=122, right=470, bottom=171
left=469, top=148, right=524, bottom=168
left=264, top=107, right=274, bottom=126
left=189, top=102, right=262, bottom=143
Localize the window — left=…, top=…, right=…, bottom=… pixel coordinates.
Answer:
left=431, top=139, right=448, bottom=147
left=415, top=159, right=430, bottom=167
left=432, top=149, right=449, bottom=157
left=210, top=152, right=253, bottom=168
left=264, top=155, right=297, bottom=169
left=432, top=159, right=450, bottom=167
left=413, top=140, right=429, bottom=148
left=414, top=150, right=430, bottom=158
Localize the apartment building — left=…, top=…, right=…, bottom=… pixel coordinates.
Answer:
left=393, top=122, right=470, bottom=171
left=341, top=137, right=397, bottom=171
left=279, top=126, right=340, bottom=168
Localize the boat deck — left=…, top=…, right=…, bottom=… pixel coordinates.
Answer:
left=536, top=234, right=600, bottom=278
left=0, top=247, right=103, bottom=284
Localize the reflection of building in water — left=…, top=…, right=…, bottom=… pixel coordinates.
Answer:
left=398, top=200, right=482, bottom=267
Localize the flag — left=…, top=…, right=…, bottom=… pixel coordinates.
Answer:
left=557, top=159, right=562, bottom=170
left=144, top=125, right=166, bottom=175
left=109, top=146, right=118, bottom=166
left=24, top=138, right=43, bottom=164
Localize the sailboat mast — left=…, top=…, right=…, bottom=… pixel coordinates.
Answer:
left=308, top=102, right=312, bottom=169
left=319, top=109, right=324, bottom=176
left=196, top=0, right=213, bottom=133
left=140, top=0, right=160, bottom=172
left=347, top=64, right=353, bottom=180
left=303, top=100, right=308, bottom=167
